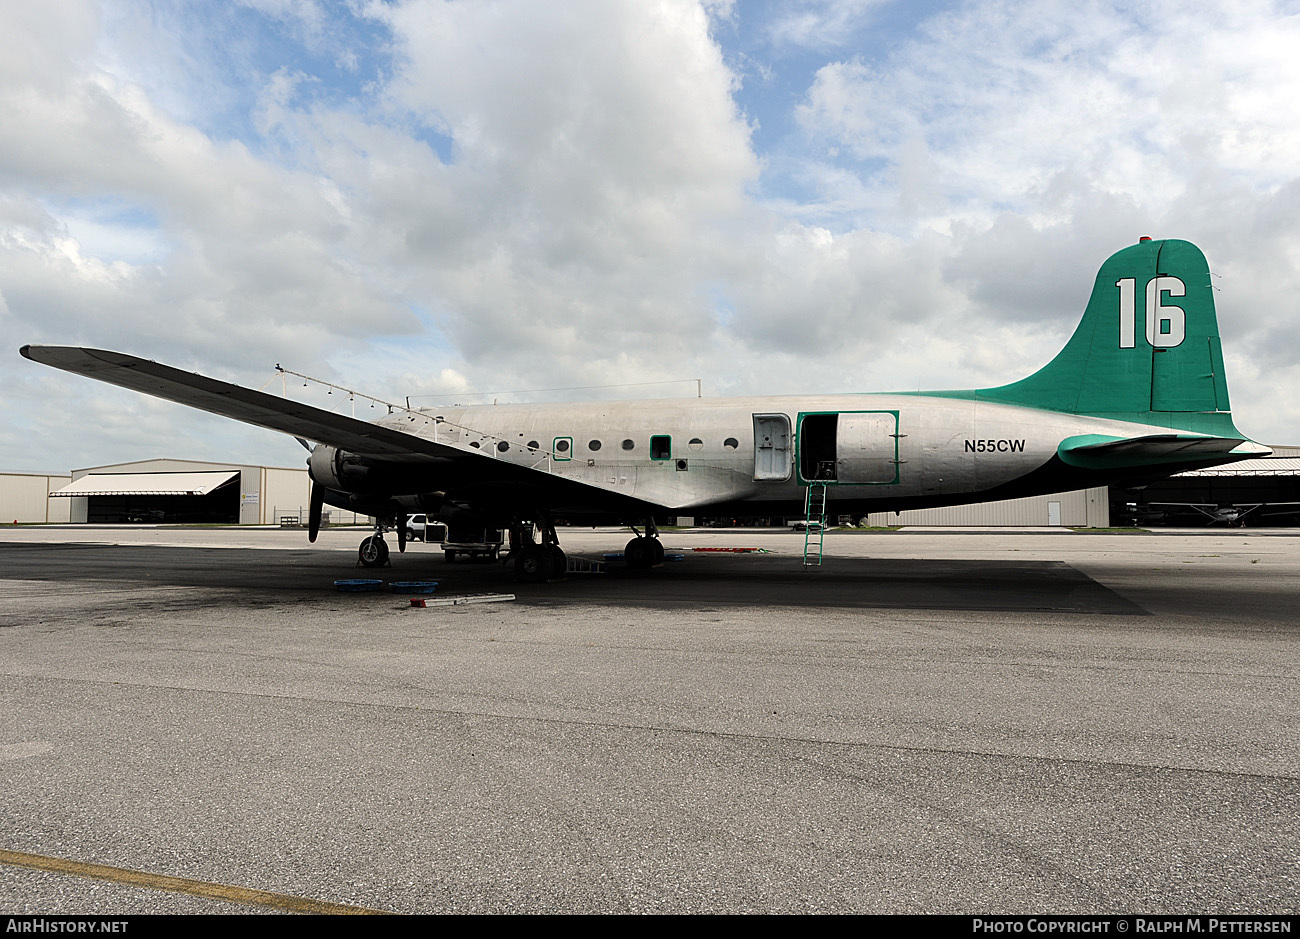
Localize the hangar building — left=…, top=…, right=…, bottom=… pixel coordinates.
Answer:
left=0, top=471, right=73, bottom=524
left=862, top=486, right=1110, bottom=528
left=0, top=458, right=364, bottom=526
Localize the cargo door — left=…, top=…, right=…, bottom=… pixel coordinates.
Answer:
left=835, top=411, right=899, bottom=484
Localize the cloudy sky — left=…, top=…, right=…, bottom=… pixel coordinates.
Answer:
left=5, top=0, right=1300, bottom=473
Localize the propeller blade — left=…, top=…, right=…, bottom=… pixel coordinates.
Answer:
left=308, top=482, right=324, bottom=543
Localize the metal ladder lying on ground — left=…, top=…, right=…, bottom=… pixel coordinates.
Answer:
left=803, top=481, right=827, bottom=567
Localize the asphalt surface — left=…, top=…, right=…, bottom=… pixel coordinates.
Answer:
left=1, top=525, right=1298, bottom=914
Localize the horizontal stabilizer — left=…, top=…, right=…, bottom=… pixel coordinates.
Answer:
left=1058, top=433, right=1270, bottom=470
left=20, top=345, right=465, bottom=463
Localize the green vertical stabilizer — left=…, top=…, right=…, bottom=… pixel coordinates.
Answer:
left=928, top=239, right=1242, bottom=437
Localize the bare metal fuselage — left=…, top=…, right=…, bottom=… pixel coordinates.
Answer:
left=371, top=393, right=1212, bottom=518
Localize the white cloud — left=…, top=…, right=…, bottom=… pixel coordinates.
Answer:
left=763, top=0, right=891, bottom=50
left=4, top=0, right=1300, bottom=473
left=778, top=0, right=1300, bottom=439
left=0, top=0, right=100, bottom=91
left=796, top=0, right=1300, bottom=221
left=342, top=0, right=763, bottom=370
left=1, top=0, right=770, bottom=469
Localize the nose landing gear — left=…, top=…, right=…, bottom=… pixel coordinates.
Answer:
left=358, top=518, right=398, bottom=568
left=358, top=535, right=389, bottom=567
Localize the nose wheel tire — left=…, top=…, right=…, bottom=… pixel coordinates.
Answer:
left=359, top=536, right=390, bottom=567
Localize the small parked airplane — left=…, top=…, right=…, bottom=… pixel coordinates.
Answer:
left=1131, top=502, right=1300, bottom=527
left=21, top=237, right=1269, bottom=580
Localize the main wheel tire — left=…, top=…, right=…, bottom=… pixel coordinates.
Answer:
left=444, top=549, right=457, bottom=562
left=625, top=537, right=652, bottom=569
left=359, top=536, right=389, bottom=567
left=515, top=545, right=553, bottom=583
left=650, top=539, right=665, bottom=565
left=546, top=545, right=567, bottom=576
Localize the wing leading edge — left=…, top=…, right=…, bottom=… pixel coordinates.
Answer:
left=20, top=345, right=469, bottom=463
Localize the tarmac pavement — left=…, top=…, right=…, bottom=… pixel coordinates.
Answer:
left=1, top=525, right=1297, bottom=913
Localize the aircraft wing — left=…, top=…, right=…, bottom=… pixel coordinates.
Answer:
left=21, top=345, right=472, bottom=464
left=20, top=345, right=673, bottom=514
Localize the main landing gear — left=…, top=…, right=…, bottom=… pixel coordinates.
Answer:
left=357, top=517, right=405, bottom=568
left=624, top=518, right=664, bottom=570
left=509, top=519, right=567, bottom=584
left=496, top=516, right=669, bottom=582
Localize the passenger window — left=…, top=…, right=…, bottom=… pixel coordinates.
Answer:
left=589, top=440, right=602, bottom=451
left=622, top=439, right=635, bottom=450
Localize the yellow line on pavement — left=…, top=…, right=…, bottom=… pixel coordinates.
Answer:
left=0, top=848, right=393, bottom=915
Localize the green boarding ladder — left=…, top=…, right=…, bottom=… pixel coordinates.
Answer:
left=802, top=481, right=828, bottom=567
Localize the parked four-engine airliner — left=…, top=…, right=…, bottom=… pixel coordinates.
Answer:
left=21, top=237, right=1269, bottom=581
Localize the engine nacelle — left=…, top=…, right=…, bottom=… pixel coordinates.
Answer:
left=308, top=446, right=447, bottom=512
left=308, top=445, right=374, bottom=493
